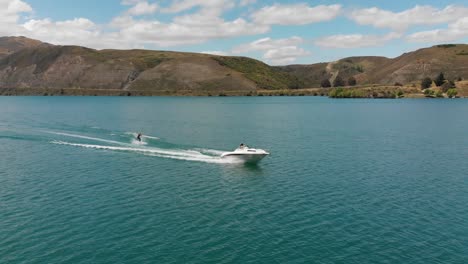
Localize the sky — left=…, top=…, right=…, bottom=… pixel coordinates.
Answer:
left=2, top=0, right=468, bottom=65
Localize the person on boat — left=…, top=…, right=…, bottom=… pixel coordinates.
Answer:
left=239, top=143, right=246, bottom=149
left=137, top=133, right=142, bottom=142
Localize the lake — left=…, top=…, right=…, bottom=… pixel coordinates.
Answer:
left=1, top=96, right=467, bottom=264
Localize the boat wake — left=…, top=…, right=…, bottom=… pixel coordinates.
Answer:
left=52, top=141, right=238, bottom=164
left=196, top=148, right=226, bottom=156
left=45, top=130, right=239, bottom=164
left=44, top=131, right=126, bottom=145
left=50, top=140, right=238, bottom=164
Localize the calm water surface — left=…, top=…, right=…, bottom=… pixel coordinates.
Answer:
left=1, top=97, right=467, bottom=264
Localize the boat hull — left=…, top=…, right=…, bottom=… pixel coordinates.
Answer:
left=221, top=150, right=269, bottom=164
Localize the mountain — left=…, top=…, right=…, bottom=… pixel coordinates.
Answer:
left=0, top=37, right=299, bottom=93
left=280, top=44, right=468, bottom=86
left=0, top=36, right=467, bottom=95
left=368, top=44, right=468, bottom=84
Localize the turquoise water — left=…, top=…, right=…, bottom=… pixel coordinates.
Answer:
left=1, top=97, right=467, bottom=264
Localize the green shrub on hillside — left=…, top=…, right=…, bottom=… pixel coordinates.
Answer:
left=447, top=89, right=458, bottom=98
left=424, top=89, right=435, bottom=97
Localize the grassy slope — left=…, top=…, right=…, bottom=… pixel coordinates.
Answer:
left=213, top=56, right=302, bottom=89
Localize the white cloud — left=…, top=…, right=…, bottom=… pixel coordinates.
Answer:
left=201, top=50, right=228, bottom=56
left=127, top=1, right=158, bottom=16
left=315, top=32, right=401, bottom=48
left=112, top=14, right=269, bottom=47
left=233, top=36, right=303, bottom=53
left=350, top=5, right=468, bottom=31
left=251, top=4, right=341, bottom=25
left=22, top=18, right=105, bottom=47
left=106, top=0, right=265, bottom=47
left=0, top=0, right=32, bottom=35
left=10, top=0, right=268, bottom=49
left=20, top=17, right=141, bottom=49
left=162, top=0, right=234, bottom=14
left=264, top=46, right=310, bottom=65
left=407, top=17, right=468, bottom=43
left=233, top=37, right=309, bottom=65
left=6, top=0, right=32, bottom=13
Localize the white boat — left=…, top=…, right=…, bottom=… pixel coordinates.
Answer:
left=221, top=146, right=269, bottom=164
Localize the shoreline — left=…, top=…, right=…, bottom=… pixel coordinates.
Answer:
left=0, top=87, right=330, bottom=97
left=0, top=84, right=466, bottom=98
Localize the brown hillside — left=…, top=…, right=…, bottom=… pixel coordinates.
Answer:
left=0, top=38, right=285, bottom=91
left=0, top=36, right=43, bottom=59
left=0, top=36, right=467, bottom=93
left=369, top=44, right=468, bottom=84
left=279, top=45, right=468, bottom=87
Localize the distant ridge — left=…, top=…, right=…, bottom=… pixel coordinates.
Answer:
left=277, top=45, right=468, bottom=87
left=0, top=36, right=467, bottom=93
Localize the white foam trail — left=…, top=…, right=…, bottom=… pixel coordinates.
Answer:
left=143, top=135, right=160, bottom=140
left=131, top=139, right=148, bottom=146
left=51, top=141, right=239, bottom=164
left=45, top=131, right=125, bottom=145
left=197, top=148, right=226, bottom=156
left=142, top=153, right=240, bottom=164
